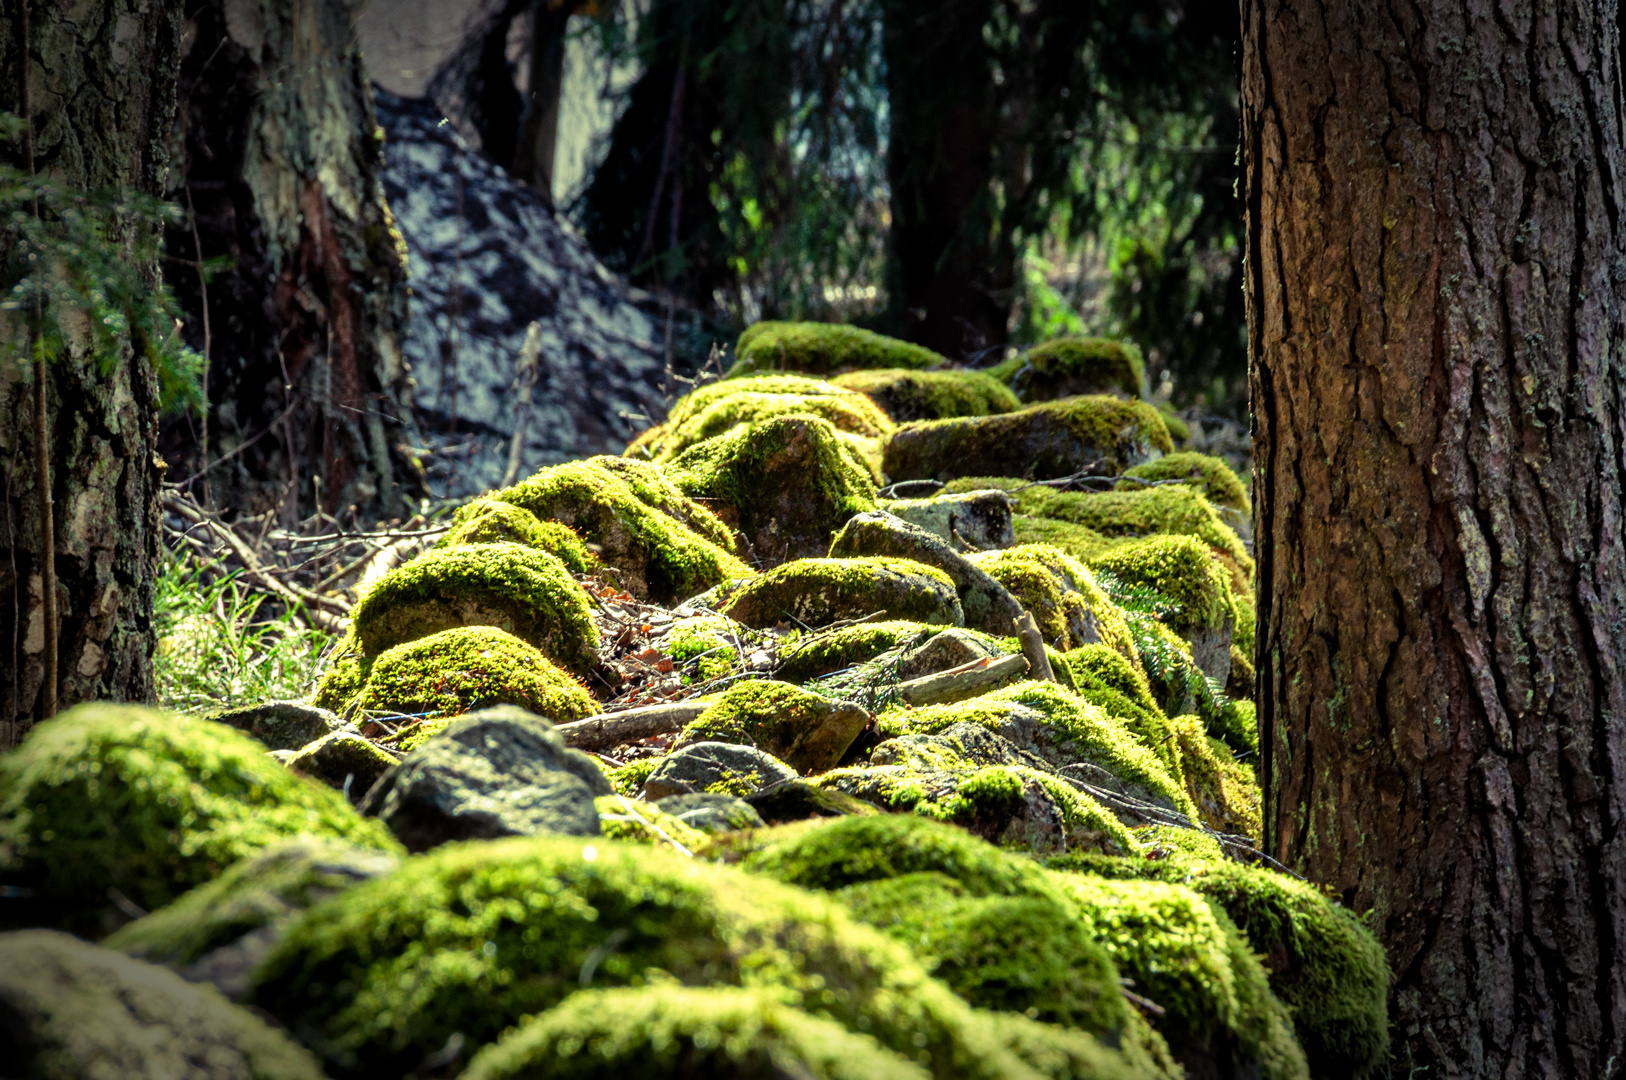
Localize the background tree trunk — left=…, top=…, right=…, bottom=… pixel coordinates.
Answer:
left=0, top=0, right=185, bottom=740
left=163, top=0, right=418, bottom=524
left=1243, top=0, right=1626, bottom=1072
left=881, top=0, right=1003, bottom=359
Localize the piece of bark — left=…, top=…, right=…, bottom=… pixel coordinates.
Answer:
left=1012, top=611, right=1056, bottom=683
left=556, top=701, right=711, bottom=751
left=895, top=653, right=1029, bottom=707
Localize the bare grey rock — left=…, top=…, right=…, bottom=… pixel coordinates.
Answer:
left=882, top=489, right=1015, bottom=551
left=651, top=792, right=768, bottom=834
left=359, top=706, right=609, bottom=851
left=643, top=742, right=797, bottom=800
left=204, top=700, right=348, bottom=751
left=287, top=731, right=400, bottom=803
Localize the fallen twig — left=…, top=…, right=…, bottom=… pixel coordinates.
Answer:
left=556, top=701, right=711, bottom=751
left=894, top=653, right=1029, bottom=706
left=1012, top=611, right=1056, bottom=683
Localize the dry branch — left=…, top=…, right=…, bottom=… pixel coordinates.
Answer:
left=894, top=653, right=1029, bottom=706
left=556, top=701, right=711, bottom=751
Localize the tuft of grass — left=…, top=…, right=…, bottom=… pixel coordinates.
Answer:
left=154, top=550, right=335, bottom=711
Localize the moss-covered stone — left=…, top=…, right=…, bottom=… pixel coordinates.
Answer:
left=774, top=620, right=939, bottom=683
left=203, top=701, right=347, bottom=752
left=287, top=731, right=399, bottom=797
left=593, top=794, right=708, bottom=852
left=483, top=457, right=751, bottom=604
left=664, top=615, right=745, bottom=681
left=667, top=415, right=880, bottom=565
left=1009, top=513, right=1116, bottom=561
left=884, top=397, right=1173, bottom=483
left=731, top=320, right=946, bottom=377
left=817, top=763, right=1138, bottom=856
left=105, top=838, right=398, bottom=992
left=1090, top=535, right=1239, bottom=682
left=961, top=479, right=1253, bottom=587
left=0, top=930, right=330, bottom=1080
left=967, top=544, right=1137, bottom=660
left=461, top=985, right=932, bottom=1080
left=987, top=337, right=1145, bottom=401
left=649, top=391, right=895, bottom=462
left=436, top=499, right=597, bottom=573
left=833, top=368, right=1021, bottom=421
left=1049, top=875, right=1307, bottom=1080
left=1049, top=853, right=1389, bottom=1080
left=248, top=834, right=1071, bottom=1079
left=717, top=557, right=962, bottom=630
left=839, top=872, right=1131, bottom=1034
left=608, top=757, right=660, bottom=797
left=654, top=791, right=768, bottom=833
left=1168, top=713, right=1261, bottom=839
left=347, top=626, right=596, bottom=731
left=1118, top=451, right=1248, bottom=513
left=310, top=642, right=371, bottom=716
left=349, top=542, right=599, bottom=675
left=1124, top=611, right=1257, bottom=758
left=875, top=681, right=1194, bottom=821
left=676, top=680, right=870, bottom=774
left=0, top=705, right=399, bottom=937
left=1063, top=643, right=1179, bottom=777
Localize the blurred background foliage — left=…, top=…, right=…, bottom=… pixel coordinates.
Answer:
left=432, top=0, right=1247, bottom=414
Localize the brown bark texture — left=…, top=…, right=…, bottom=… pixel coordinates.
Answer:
left=1243, top=0, right=1626, bottom=1074
left=0, top=0, right=186, bottom=739
left=163, top=0, right=418, bottom=523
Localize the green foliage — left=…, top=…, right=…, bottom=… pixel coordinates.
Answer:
left=0, top=704, right=399, bottom=937
left=0, top=114, right=202, bottom=412
left=154, top=551, right=335, bottom=711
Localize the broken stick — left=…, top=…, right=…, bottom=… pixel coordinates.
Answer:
left=1012, top=611, right=1056, bottom=683
left=556, top=701, right=711, bottom=751
left=895, top=652, right=1029, bottom=707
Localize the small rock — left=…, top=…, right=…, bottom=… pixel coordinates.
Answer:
left=0, top=930, right=328, bottom=1079
left=882, top=489, right=1015, bottom=550
left=287, top=732, right=399, bottom=802
left=651, top=792, right=767, bottom=834
left=828, top=511, right=1023, bottom=635
left=743, top=778, right=881, bottom=824
left=717, top=556, right=963, bottom=630
left=643, top=742, right=797, bottom=800
left=894, top=629, right=1005, bottom=680
left=674, top=681, right=872, bottom=774
left=870, top=721, right=1042, bottom=772
left=358, top=706, right=610, bottom=852
left=204, top=700, right=347, bottom=751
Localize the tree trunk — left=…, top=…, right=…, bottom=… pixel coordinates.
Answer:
left=1243, top=1, right=1626, bottom=1073
left=163, top=0, right=418, bottom=523
left=0, top=0, right=186, bottom=740
left=881, top=0, right=1004, bottom=360
left=509, top=1, right=571, bottom=204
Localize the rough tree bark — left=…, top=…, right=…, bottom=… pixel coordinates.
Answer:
left=0, top=0, right=186, bottom=739
left=1243, top=1, right=1626, bottom=1073
left=164, top=0, right=417, bottom=523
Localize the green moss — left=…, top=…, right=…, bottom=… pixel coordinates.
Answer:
left=731, top=321, right=946, bottom=377
left=349, top=542, right=599, bottom=676
left=351, top=626, right=596, bottom=730
left=437, top=499, right=597, bottom=574
left=105, top=838, right=398, bottom=968
left=1061, top=644, right=1178, bottom=775
left=987, top=337, right=1145, bottom=401
left=832, top=368, right=1021, bottom=421
left=884, top=397, right=1173, bottom=483
left=967, top=544, right=1138, bottom=662
left=651, top=391, right=894, bottom=461
left=461, top=985, right=932, bottom=1080
left=837, top=872, right=1131, bottom=1035
left=608, top=757, right=660, bottom=797
left=1050, top=855, right=1389, bottom=1080
left=960, top=480, right=1252, bottom=588
left=667, top=415, right=880, bottom=564
left=0, top=705, right=399, bottom=937
left=1168, top=713, right=1261, bottom=838
left=594, top=794, right=708, bottom=852
left=717, top=557, right=961, bottom=630
left=774, top=620, right=938, bottom=683
left=1155, top=402, right=1191, bottom=445
left=665, top=616, right=744, bottom=682
left=249, top=834, right=1060, bottom=1079
left=1049, top=875, right=1307, bottom=1080
left=878, top=681, right=1194, bottom=822
left=1010, top=513, right=1117, bottom=561
left=678, top=680, right=865, bottom=774
left=486, top=457, right=752, bottom=604
left=1089, top=535, right=1236, bottom=639
left=1119, top=451, right=1248, bottom=513
left=310, top=645, right=372, bottom=716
